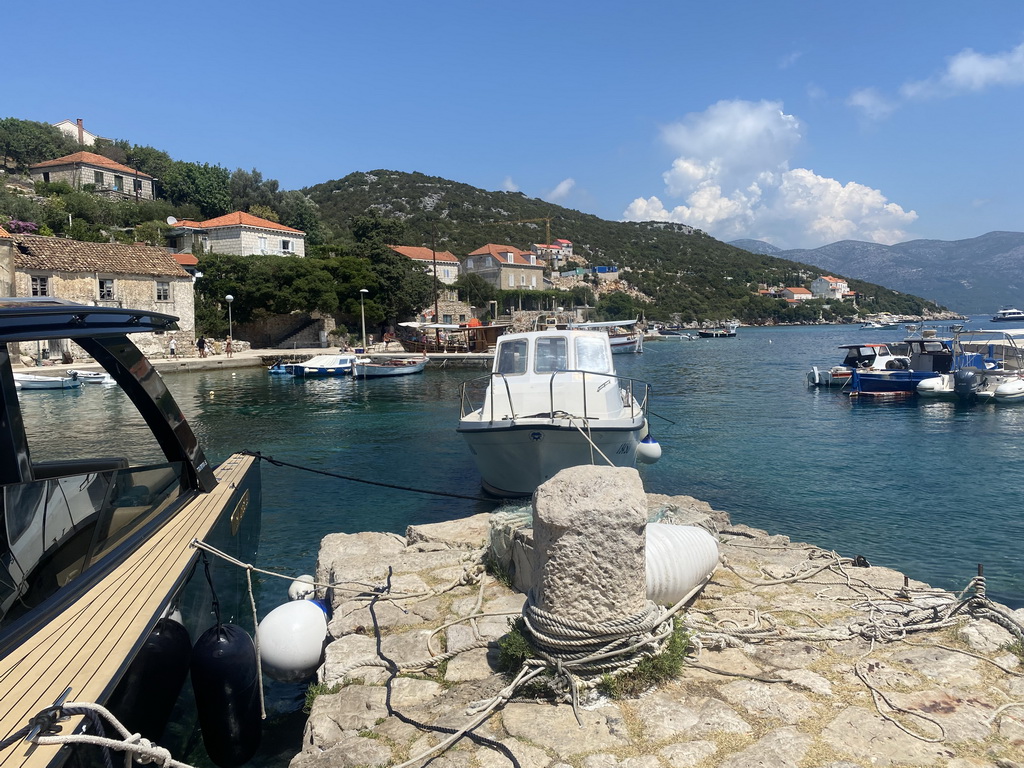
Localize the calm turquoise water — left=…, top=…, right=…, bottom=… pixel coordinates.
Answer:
left=18, top=321, right=1024, bottom=754
left=17, top=323, right=1023, bottom=610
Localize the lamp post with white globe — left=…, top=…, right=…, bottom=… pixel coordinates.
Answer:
left=359, top=289, right=368, bottom=351
left=225, top=294, right=234, bottom=342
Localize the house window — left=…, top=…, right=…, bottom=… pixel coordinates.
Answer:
left=98, top=279, right=114, bottom=300
left=508, top=274, right=514, bottom=287
left=442, top=314, right=452, bottom=324
left=520, top=274, right=526, bottom=286
left=133, top=178, right=143, bottom=192
left=42, top=172, right=50, bottom=183
left=156, top=281, right=170, bottom=301
left=282, top=239, right=292, bottom=253
left=113, top=175, right=123, bottom=191
left=31, top=276, right=50, bottom=297
left=466, top=258, right=474, bottom=269
left=94, top=171, right=104, bottom=185
left=258, top=236, right=268, bottom=253
left=531, top=276, right=537, bottom=288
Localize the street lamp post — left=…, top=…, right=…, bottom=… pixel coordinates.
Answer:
left=359, top=289, right=369, bottom=351
left=225, top=294, right=234, bottom=340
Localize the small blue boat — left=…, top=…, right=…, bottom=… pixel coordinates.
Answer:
left=850, top=332, right=954, bottom=396
left=282, top=353, right=357, bottom=377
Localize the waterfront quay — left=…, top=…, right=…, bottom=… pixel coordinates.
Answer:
left=298, top=486, right=1024, bottom=768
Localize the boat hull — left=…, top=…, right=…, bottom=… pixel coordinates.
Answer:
left=852, top=369, right=940, bottom=395
left=13, top=373, right=81, bottom=390
left=457, top=419, right=643, bottom=497
left=353, top=359, right=427, bottom=377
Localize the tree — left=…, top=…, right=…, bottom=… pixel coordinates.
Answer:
left=230, top=168, right=280, bottom=214
left=0, top=118, right=78, bottom=170
left=162, top=161, right=231, bottom=217
left=454, top=273, right=496, bottom=308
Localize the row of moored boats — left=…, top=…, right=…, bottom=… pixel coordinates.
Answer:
left=808, top=326, right=1024, bottom=402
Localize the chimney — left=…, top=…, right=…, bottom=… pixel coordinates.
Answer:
left=76, top=119, right=84, bottom=145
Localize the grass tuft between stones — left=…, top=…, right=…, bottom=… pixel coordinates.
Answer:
left=303, top=681, right=342, bottom=713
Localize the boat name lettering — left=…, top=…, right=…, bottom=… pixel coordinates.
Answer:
left=616, top=443, right=630, bottom=455
left=231, top=489, right=250, bottom=536
left=530, top=432, right=543, bottom=441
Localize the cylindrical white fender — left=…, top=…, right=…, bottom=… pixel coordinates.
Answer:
left=257, top=599, right=328, bottom=683
left=645, top=523, right=720, bottom=605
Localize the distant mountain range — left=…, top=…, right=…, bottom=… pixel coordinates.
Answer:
left=730, top=232, right=1024, bottom=314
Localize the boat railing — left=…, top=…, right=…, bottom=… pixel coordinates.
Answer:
left=459, top=370, right=651, bottom=422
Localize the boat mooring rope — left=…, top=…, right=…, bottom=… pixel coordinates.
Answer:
left=240, top=450, right=501, bottom=503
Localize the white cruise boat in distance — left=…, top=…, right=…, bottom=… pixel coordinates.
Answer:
left=456, top=329, right=660, bottom=497
left=991, top=307, right=1024, bottom=323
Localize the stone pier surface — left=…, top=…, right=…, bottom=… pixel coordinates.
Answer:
left=298, top=491, right=1024, bottom=768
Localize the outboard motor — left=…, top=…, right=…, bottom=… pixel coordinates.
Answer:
left=953, top=369, right=981, bottom=400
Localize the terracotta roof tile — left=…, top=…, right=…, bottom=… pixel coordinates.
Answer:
left=172, top=252, right=199, bottom=267
left=13, top=234, right=189, bottom=278
left=196, top=211, right=304, bottom=234
left=29, top=151, right=154, bottom=179
left=0, top=226, right=10, bottom=238
left=387, top=245, right=459, bottom=263
left=468, top=243, right=542, bottom=267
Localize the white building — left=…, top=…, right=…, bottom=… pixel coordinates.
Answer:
left=811, top=275, right=849, bottom=300
left=167, top=211, right=306, bottom=257
left=52, top=119, right=108, bottom=146
left=782, top=286, right=813, bottom=302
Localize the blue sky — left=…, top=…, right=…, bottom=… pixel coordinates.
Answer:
left=8, top=1, right=1024, bottom=249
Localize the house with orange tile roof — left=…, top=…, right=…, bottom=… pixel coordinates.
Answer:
left=464, top=243, right=545, bottom=291
left=782, top=286, right=813, bottom=302
left=811, top=275, right=850, bottom=300
left=166, top=211, right=306, bottom=257
left=29, top=151, right=155, bottom=200
left=387, top=245, right=460, bottom=301
left=530, top=238, right=574, bottom=269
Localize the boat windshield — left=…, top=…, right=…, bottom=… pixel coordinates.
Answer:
left=496, top=339, right=529, bottom=375
left=535, top=336, right=568, bottom=373
left=576, top=335, right=612, bottom=373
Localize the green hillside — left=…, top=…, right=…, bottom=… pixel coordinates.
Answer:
left=304, top=170, right=946, bottom=323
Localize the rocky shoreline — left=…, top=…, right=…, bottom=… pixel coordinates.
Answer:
left=293, top=487, right=1023, bottom=768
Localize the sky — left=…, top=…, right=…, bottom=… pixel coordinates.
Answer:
left=7, top=1, right=1024, bottom=250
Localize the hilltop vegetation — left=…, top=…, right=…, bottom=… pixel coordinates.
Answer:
left=0, top=117, right=944, bottom=326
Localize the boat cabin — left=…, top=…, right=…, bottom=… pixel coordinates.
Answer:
left=837, top=343, right=907, bottom=369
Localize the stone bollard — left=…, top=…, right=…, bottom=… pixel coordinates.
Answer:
left=531, top=465, right=648, bottom=625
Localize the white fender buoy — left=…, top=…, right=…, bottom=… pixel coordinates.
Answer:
left=257, top=599, right=328, bottom=682
left=288, top=574, right=316, bottom=601
left=636, top=434, right=662, bottom=464
left=645, top=523, right=720, bottom=605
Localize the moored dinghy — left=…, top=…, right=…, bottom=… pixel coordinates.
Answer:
left=457, top=328, right=659, bottom=497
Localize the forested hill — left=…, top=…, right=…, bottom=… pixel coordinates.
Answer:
left=304, top=170, right=943, bottom=322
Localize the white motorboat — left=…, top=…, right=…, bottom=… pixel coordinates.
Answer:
left=284, top=352, right=357, bottom=377
left=917, top=328, right=1024, bottom=402
left=991, top=307, right=1024, bottom=323
left=807, top=343, right=910, bottom=388
left=570, top=318, right=644, bottom=353
left=0, top=298, right=262, bottom=767
left=67, top=368, right=114, bottom=384
left=456, top=328, right=660, bottom=497
left=13, top=371, right=82, bottom=390
left=353, top=356, right=428, bottom=377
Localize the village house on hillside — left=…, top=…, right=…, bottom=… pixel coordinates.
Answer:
left=51, top=119, right=108, bottom=147
left=464, top=243, right=545, bottom=291
left=5, top=233, right=194, bottom=360
left=30, top=151, right=156, bottom=201
left=782, top=286, right=813, bottom=303
left=166, top=211, right=306, bottom=257
left=387, top=245, right=460, bottom=301
left=811, top=275, right=851, bottom=300
left=530, top=238, right=574, bottom=270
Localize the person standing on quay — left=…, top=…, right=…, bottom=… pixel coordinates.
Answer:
left=225, top=335, right=233, bottom=358
left=197, top=335, right=206, bottom=358
left=169, top=337, right=177, bottom=358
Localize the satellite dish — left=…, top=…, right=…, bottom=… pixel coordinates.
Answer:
left=166, top=216, right=178, bottom=226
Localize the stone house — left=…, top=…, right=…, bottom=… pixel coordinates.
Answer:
left=464, top=243, right=546, bottom=291
left=811, top=275, right=849, bottom=300
left=10, top=234, right=194, bottom=359
left=30, top=151, right=156, bottom=201
left=530, top=239, right=574, bottom=270
left=167, top=211, right=306, bottom=257
left=387, top=245, right=460, bottom=301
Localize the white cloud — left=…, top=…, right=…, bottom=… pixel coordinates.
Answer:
left=847, top=87, right=896, bottom=121
left=779, top=50, right=802, bottom=69
left=624, top=99, right=917, bottom=249
left=501, top=176, right=519, bottom=192
left=546, top=177, right=575, bottom=202
left=902, top=41, right=1024, bottom=99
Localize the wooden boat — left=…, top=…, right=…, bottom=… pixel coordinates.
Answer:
left=0, top=298, right=262, bottom=768
left=697, top=323, right=738, bottom=338
left=456, top=329, right=660, bottom=497
left=396, top=322, right=508, bottom=354
left=12, top=372, right=81, bottom=390
left=353, top=356, right=428, bottom=378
